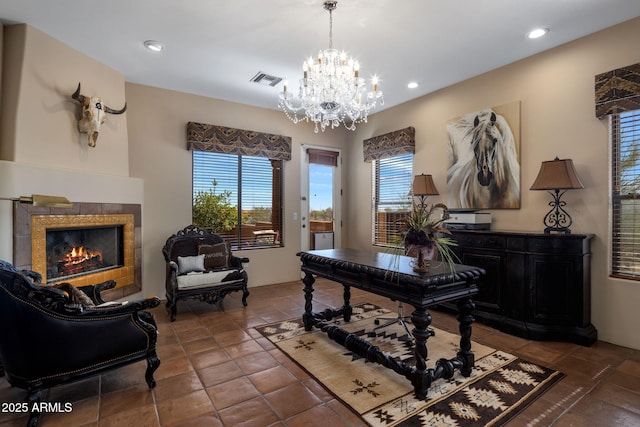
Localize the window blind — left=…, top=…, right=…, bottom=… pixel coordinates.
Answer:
left=193, top=151, right=283, bottom=249
left=611, top=111, right=640, bottom=280
left=372, top=153, right=413, bottom=246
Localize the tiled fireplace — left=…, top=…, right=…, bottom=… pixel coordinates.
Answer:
left=13, top=202, right=142, bottom=299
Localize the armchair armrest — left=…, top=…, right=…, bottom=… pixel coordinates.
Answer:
left=78, top=280, right=117, bottom=305
left=230, top=255, right=249, bottom=269
left=73, top=296, right=161, bottom=317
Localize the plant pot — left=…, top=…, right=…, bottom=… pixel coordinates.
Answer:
left=405, top=242, right=436, bottom=273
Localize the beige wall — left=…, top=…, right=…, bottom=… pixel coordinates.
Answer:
left=1, top=18, right=639, bottom=350
left=345, top=17, right=640, bottom=350
left=125, top=82, right=346, bottom=294
left=0, top=25, right=129, bottom=174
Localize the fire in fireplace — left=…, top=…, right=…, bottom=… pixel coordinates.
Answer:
left=46, top=226, right=124, bottom=282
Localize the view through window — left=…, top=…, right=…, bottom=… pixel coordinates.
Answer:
left=372, top=153, right=413, bottom=246
left=611, top=110, right=640, bottom=280
left=193, top=151, right=283, bottom=249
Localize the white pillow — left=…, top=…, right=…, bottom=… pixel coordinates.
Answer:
left=177, top=255, right=206, bottom=274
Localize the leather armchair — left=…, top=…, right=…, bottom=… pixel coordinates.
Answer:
left=0, top=263, right=160, bottom=427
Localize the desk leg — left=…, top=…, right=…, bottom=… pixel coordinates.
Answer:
left=457, top=297, right=475, bottom=377
left=342, top=285, right=352, bottom=322
left=410, top=307, right=433, bottom=399
left=302, top=272, right=315, bottom=331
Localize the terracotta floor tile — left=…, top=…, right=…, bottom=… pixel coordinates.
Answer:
left=175, top=326, right=212, bottom=343
left=264, top=382, right=323, bottom=419
left=155, top=343, right=186, bottom=361
left=234, top=350, right=280, bottom=374
left=100, top=362, right=150, bottom=394
left=197, top=360, right=245, bottom=387
left=167, top=412, right=223, bottom=427
left=248, top=365, right=299, bottom=394
left=181, top=336, right=221, bottom=355
left=96, top=403, right=159, bottom=427
left=38, top=396, right=99, bottom=427
left=568, top=393, right=640, bottom=426
left=224, top=338, right=265, bottom=359
left=153, top=371, right=204, bottom=402
left=617, top=359, right=640, bottom=378
left=156, top=389, right=215, bottom=426
left=285, top=404, right=352, bottom=427
left=213, top=329, right=254, bottom=347
left=153, top=355, right=194, bottom=381
left=588, top=381, right=640, bottom=416
left=206, top=376, right=260, bottom=409
left=189, top=347, right=231, bottom=370
left=217, top=396, right=280, bottom=427
left=99, top=384, right=155, bottom=418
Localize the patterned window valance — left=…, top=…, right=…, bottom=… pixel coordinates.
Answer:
left=363, top=127, right=415, bottom=162
left=187, top=122, right=292, bottom=161
left=595, top=62, right=640, bottom=119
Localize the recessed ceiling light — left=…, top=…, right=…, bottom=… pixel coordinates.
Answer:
left=528, top=28, right=549, bottom=39
left=144, top=40, right=164, bottom=52
left=407, top=82, right=419, bottom=89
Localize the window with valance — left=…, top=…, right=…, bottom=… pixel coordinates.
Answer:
left=364, top=127, right=415, bottom=246
left=188, top=122, right=291, bottom=249
left=596, top=63, right=640, bottom=281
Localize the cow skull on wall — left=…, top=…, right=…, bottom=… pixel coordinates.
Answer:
left=71, top=83, right=127, bottom=147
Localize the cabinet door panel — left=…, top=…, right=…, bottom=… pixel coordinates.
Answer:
left=461, top=252, right=503, bottom=313
left=528, top=255, right=579, bottom=324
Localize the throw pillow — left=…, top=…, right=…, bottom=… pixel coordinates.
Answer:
left=198, top=242, right=230, bottom=270
left=177, top=254, right=206, bottom=274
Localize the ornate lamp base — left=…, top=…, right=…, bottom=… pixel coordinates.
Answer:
left=542, top=189, right=573, bottom=234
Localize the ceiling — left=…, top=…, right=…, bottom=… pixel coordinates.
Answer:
left=1, top=0, right=640, bottom=113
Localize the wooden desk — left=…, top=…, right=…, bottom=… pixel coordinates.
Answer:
left=297, top=248, right=485, bottom=399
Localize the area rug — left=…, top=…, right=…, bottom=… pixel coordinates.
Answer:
left=255, top=303, right=564, bottom=427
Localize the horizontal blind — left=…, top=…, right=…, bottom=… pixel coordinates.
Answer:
left=372, top=153, right=413, bottom=246
left=611, top=111, right=640, bottom=280
left=193, top=151, right=282, bottom=249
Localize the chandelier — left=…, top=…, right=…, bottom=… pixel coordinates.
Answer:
left=278, top=1, right=383, bottom=133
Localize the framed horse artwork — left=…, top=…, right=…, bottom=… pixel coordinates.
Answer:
left=446, top=101, right=521, bottom=209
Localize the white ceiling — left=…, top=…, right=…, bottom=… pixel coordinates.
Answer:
left=1, top=0, right=639, bottom=113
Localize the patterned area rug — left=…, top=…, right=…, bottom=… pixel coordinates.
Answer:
left=255, top=303, right=565, bottom=427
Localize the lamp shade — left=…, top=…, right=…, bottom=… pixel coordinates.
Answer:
left=412, top=174, right=439, bottom=196
left=530, top=158, right=584, bottom=191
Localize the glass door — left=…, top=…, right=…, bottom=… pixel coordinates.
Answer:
left=301, top=146, right=341, bottom=251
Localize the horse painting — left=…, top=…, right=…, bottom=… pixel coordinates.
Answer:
left=447, top=108, right=520, bottom=209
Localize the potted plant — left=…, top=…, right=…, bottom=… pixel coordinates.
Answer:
left=398, top=202, right=458, bottom=273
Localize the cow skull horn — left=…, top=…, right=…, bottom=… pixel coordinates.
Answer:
left=70, top=82, right=126, bottom=147
left=71, top=82, right=85, bottom=104
left=104, top=103, right=127, bottom=114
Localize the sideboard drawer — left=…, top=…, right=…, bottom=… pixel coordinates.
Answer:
left=453, top=233, right=506, bottom=250
left=526, top=237, right=585, bottom=254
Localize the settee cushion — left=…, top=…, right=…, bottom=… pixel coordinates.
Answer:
left=176, top=270, right=244, bottom=290
left=177, top=255, right=206, bottom=274
left=198, top=242, right=230, bottom=270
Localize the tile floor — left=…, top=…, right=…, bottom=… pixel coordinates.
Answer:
left=1, top=278, right=639, bottom=426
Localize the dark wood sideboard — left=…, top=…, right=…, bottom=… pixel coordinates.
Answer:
left=441, top=229, right=597, bottom=346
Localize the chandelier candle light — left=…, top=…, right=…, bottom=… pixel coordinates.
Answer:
left=278, top=1, right=383, bottom=133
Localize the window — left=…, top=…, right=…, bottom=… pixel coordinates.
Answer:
left=193, top=151, right=283, bottom=249
left=611, top=110, right=640, bottom=280
left=372, top=153, right=413, bottom=246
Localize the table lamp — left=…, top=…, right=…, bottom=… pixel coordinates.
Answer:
left=530, top=157, right=583, bottom=234
left=412, top=174, right=439, bottom=208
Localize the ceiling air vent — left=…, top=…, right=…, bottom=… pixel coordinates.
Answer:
left=250, top=72, right=283, bottom=87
